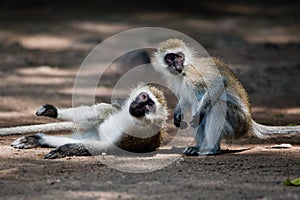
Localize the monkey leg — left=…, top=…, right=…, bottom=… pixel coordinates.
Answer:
left=184, top=101, right=226, bottom=156
left=44, top=141, right=112, bottom=159
left=183, top=118, right=222, bottom=156
left=183, top=104, right=248, bottom=156
left=44, top=143, right=91, bottom=159
left=11, top=133, right=83, bottom=149
left=222, top=102, right=249, bottom=140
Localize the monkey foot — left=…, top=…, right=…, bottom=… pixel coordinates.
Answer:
left=182, top=146, right=201, bottom=156
left=36, top=104, right=58, bottom=118
left=182, top=146, right=220, bottom=156
left=44, top=143, right=91, bottom=159
left=44, top=148, right=66, bottom=159
left=11, top=134, right=42, bottom=149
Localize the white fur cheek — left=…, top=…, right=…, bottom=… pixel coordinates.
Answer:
left=145, top=107, right=168, bottom=125
left=146, top=114, right=163, bottom=125
left=152, top=63, right=165, bottom=74
left=145, top=114, right=156, bottom=124
left=153, top=54, right=168, bottom=72
left=130, top=116, right=150, bottom=127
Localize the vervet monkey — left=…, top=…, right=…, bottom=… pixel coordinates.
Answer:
left=152, top=38, right=300, bottom=156
left=9, top=84, right=168, bottom=159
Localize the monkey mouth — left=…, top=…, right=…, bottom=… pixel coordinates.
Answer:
left=129, top=102, right=156, bottom=118
left=145, top=104, right=155, bottom=112
left=169, top=65, right=183, bottom=75
left=129, top=106, right=147, bottom=118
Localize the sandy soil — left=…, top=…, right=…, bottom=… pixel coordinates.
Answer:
left=0, top=1, right=300, bottom=199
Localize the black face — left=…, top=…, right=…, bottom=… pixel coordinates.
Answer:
left=129, top=92, right=156, bottom=118
left=164, top=52, right=185, bottom=75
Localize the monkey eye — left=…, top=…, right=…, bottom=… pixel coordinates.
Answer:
left=164, top=53, right=174, bottom=63
left=177, top=52, right=185, bottom=62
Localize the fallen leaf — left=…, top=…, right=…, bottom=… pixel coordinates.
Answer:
left=283, top=178, right=300, bottom=186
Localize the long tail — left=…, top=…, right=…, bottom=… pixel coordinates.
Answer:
left=0, top=121, right=76, bottom=136
left=252, top=120, right=300, bottom=138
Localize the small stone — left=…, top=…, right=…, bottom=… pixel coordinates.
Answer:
left=271, top=143, right=292, bottom=149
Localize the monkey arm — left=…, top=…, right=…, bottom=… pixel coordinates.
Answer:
left=174, top=98, right=190, bottom=128
left=59, top=103, right=117, bottom=122
left=44, top=113, right=127, bottom=159
left=190, top=76, right=227, bottom=127
left=36, top=103, right=118, bottom=123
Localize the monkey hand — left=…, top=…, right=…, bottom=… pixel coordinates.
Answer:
left=173, top=106, right=182, bottom=127
left=189, top=111, right=205, bottom=128
left=174, top=107, right=188, bottom=129
left=174, top=114, right=188, bottom=129
left=36, top=104, right=58, bottom=118
left=11, top=134, right=43, bottom=149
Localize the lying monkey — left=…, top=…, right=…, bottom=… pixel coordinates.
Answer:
left=7, top=84, right=168, bottom=159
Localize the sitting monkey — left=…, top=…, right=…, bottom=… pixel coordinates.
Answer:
left=152, top=38, right=300, bottom=156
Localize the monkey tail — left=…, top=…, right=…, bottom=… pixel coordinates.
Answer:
left=0, top=121, right=76, bottom=136
left=251, top=120, right=300, bottom=138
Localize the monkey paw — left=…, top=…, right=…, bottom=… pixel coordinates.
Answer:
left=182, top=146, right=201, bottom=156
left=11, top=134, right=43, bottom=149
left=36, top=104, right=58, bottom=118
left=174, top=106, right=183, bottom=127
left=174, top=113, right=182, bottom=128
left=44, top=143, right=91, bottom=159
left=183, top=146, right=221, bottom=156
left=174, top=112, right=188, bottom=129
left=44, top=148, right=66, bottom=159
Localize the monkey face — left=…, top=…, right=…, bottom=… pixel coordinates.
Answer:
left=152, top=39, right=193, bottom=77
left=129, top=92, right=156, bottom=118
left=164, top=52, right=185, bottom=75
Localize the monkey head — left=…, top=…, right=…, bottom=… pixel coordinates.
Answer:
left=152, top=39, right=194, bottom=76
left=129, top=92, right=155, bottom=117
left=128, top=84, right=168, bottom=125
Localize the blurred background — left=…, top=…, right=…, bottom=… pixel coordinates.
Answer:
left=1, top=2, right=300, bottom=199
left=0, top=0, right=300, bottom=127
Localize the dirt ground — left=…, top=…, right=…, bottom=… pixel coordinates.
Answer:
left=0, top=1, right=300, bottom=199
